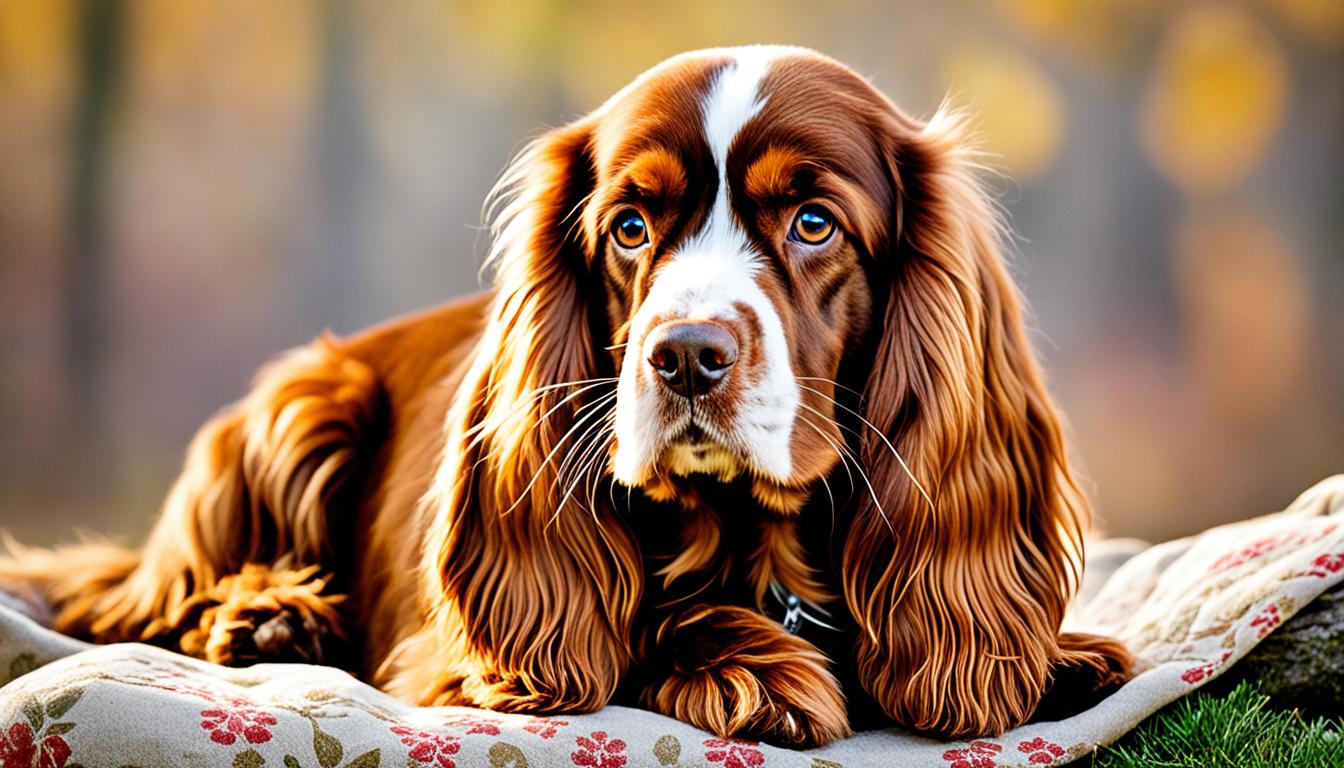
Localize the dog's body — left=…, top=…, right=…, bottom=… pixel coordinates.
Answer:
left=2, top=297, right=486, bottom=674
left=1, top=47, right=1131, bottom=747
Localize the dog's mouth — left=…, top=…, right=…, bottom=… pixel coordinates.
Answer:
left=675, top=422, right=710, bottom=446
left=656, top=422, right=748, bottom=480
left=642, top=421, right=820, bottom=516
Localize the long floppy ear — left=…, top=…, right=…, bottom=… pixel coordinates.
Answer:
left=409, top=119, right=641, bottom=712
left=843, top=109, right=1132, bottom=737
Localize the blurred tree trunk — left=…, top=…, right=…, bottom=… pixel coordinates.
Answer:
left=314, top=0, right=366, bottom=334
left=63, top=0, right=123, bottom=489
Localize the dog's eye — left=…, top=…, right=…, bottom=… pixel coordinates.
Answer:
left=612, top=209, right=650, bottom=250
left=789, top=205, right=835, bottom=245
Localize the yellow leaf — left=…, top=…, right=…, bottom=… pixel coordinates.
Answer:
left=0, top=0, right=75, bottom=103
left=1141, top=5, right=1288, bottom=193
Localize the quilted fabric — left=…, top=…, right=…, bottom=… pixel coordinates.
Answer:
left=0, top=475, right=1341, bottom=768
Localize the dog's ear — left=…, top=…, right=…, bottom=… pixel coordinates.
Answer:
left=842, top=109, right=1131, bottom=737
left=408, top=119, right=641, bottom=712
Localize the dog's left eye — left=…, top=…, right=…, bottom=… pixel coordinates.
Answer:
left=612, top=209, right=650, bottom=250
left=789, top=205, right=835, bottom=245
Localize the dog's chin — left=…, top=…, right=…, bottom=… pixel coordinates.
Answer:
left=613, top=429, right=820, bottom=515
left=660, top=439, right=745, bottom=482
left=613, top=391, right=808, bottom=492
left=613, top=420, right=746, bottom=487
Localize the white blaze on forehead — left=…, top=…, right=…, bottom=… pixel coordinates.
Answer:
left=613, top=47, right=802, bottom=485
left=693, top=46, right=786, bottom=254
left=702, top=47, right=776, bottom=171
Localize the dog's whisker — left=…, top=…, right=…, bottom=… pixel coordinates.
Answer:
left=551, top=401, right=611, bottom=494
left=499, top=377, right=618, bottom=418
left=801, top=411, right=894, bottom=533
left=551, top=401, right=618, bottom=516
left=478, top=373, right=616, bottom=413
left=503, top=390, right=617, bottom=517
left=471, top=383, right=615, bottom=474
left=608, top=459, right=622, bottom=515
left=799, top=406, right=879, bottom=493
left=797, top=404, right=857, bottom=498
left=796, top=383, right=936, bottom=514
left=586, top=415, right=617, bottom=519
left=798, top=414, right=893, bottom=534
left=468, top=378, right=616, bottom=449
left=816, top=458, right=838, bottom=540
left=550, top=422, right=615, bottom=530
left=550, top=402, right=617, bottom=518
left=523, top=376, right=619, bottom=395
left=789, top=413, right=840, bottom=534
left=795, top=375, right=866, bottom=400
left=580, top=432, right=616, bottom=524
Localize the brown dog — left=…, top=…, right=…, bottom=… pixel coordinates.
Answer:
left=1, top=46, right=1131, bottom=748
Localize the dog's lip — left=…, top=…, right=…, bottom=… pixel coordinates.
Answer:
left=658, top=424, right=727, bottom=457
left=666, top=422, right=734, bottom=452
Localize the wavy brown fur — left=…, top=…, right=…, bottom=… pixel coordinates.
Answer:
left=0, top=48, right=1132, bottom=750
left=841, top=108, right=1129, bottom=737
left=1, top=337, right=381, bottom=656
left=380, top=119, right=643, bottom=714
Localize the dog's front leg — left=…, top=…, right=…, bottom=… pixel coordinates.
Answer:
left=638, top=604, right=850, bottom=748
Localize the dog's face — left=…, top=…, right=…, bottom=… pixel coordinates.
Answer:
left=576, top=48, right=894, bottom=504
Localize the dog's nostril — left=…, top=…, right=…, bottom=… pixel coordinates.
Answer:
left=699, top=347, right=731, bottom=371
left=650, top=348, right=679, bottom=375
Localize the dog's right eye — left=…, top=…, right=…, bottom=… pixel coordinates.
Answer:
left=613, top=209, right=650, bottom=250
left=789, top=205, right=836, bottom=246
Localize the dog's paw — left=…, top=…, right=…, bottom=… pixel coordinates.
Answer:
left=168, top=564, right=345, bottom=666
left=644, top=605, right=850, bottom=748
left=205, top=605, right=330, bottom=665
left=649, top=656, right=850, bottom=748
left=459, top=669, right=604, bottom=714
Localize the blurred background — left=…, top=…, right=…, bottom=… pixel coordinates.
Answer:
left=1, top=0, right=1341, bottom=546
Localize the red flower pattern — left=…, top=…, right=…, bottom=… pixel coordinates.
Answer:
left=1017, top=737, right=1065, bottom=765
left=199, top=705, right=277, bottom=745
left=0, top=722, right=71, bottom=768
left=391, top=725, right=461, bottom=768
left=1210, top=526, right=1338, bottom=575
left=571, top=731, right=627, bottom=768
left=1208, top=536, right=1283, bottom=574
left=523, top=716, right=568, bottom=739
left=1250, top=603, right=1283, bottom=638
left=1180, top=650, right=1233, bottom=684
left=942, top=740, right=1002, bottom=768
left=703, top=738, right=765, bottom=768
left=12, top=519, right=1344, bottom=768
left=443, top=714, right=502, bottom=735
left=1301, top=552, right=1344, bottom=578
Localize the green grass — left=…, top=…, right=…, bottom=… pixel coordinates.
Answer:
left=1090, top=681, right=1344, bottom=768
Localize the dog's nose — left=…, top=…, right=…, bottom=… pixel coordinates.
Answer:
left=646, top=321, right=738, bottom=398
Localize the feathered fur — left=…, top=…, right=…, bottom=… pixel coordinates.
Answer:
left=0, top=47, right=1130, bottom=748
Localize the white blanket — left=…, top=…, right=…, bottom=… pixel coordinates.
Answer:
left=1, top=475, right=1341, bottom=768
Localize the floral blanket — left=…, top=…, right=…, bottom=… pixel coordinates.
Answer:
left=1, top=475, right=1341, bottom=768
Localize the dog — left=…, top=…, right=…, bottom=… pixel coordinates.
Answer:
left=0, top=46, right=1131, bottom=748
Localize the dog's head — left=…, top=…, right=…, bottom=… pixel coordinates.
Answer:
left=483, top=47, right=926, bottom=508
